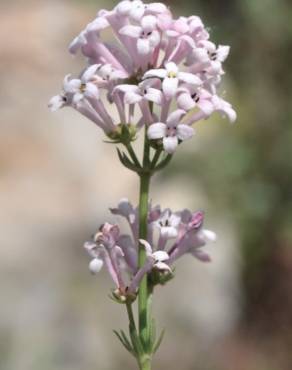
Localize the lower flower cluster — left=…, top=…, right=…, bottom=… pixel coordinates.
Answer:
left=84, top=199, right=216, bottom=301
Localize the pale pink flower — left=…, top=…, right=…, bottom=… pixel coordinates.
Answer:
left=128, top=239, right=171, bottom=293
left=119, top=15, right=160, bottom=55
left=148, top=110, right=194, bottom=153
left=48, top=94, right=68, bottom=112
left=167, top=211, right=216, bottom=264
left=69, top=16, right=109, bottom=55
left=154, top=209, right=181, bottom=239
left=116, top=79, right=163, bottom=105
left=115, top=1, right=168, bottom=21
left=51, top=0, right=236, bottom=147
left=84, top=223, right=127, bottom=290
left=167, top=16, right=206, bottom=39
left=64, top=65, right=100, bottom=104
left=212, top=95, right=237, bottom=123
left=141, top=239, right=171, bottom=271
left=143, top=62, right=202, bottom=98
left=177, top=86, right=214, bottom=116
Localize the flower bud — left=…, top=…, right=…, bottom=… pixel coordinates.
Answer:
left=89, top=258, right=103, bottom=274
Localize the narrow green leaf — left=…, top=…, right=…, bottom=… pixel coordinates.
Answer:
left=154, top=154, right=173, bottom=171
left=113, top=330, right=135, bottom=356
left=129, top=323, right=144, bottom=356
left=120, top=330, right=134, bottom=354
left=116, top=148, right=139, bottom=172
left=149, top=318, right=156, bottom=350
left=153, top=329, right=165, bottom=354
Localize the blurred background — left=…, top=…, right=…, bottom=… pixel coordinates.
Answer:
left=1, top=0, right=292, bottom=369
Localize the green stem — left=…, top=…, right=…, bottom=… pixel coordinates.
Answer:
left=139, top=357, right=152, bottom=370
left=138, top=171, right=151, bottom=343
left=151, top=149, right=162, bottom=169
left=125, top=142, right=141, bottom=169
left=126, top=302, right=137, bottom=332
left=138, top=126, right=153, bottom=352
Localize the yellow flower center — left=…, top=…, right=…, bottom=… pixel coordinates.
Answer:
left=80, top=83, right=86, bottom=93
left=167, top=71, right=177, bottom=78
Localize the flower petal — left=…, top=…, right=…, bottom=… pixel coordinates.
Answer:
left=85, top=83, right=99, bottom=99
left=224, top=106, right=237, bottom=123
left=73, top=92, right=84, bottom=104
left=139, top=239, right=153, bottom=256
left=48, top=95, right=66, bottom=111
left=166, top=109, right=186, bottom=125
left=130, top=2, right=145, bottom=21
left=86, top=17, right=109, bottom=32
left=153, top=251, right=169, bottom=261
left=163, top=136, right=178, bottom=153
left=162, top=77, right=178, bottom=98
left=89, top=258, right=104, bottom=274
left=147, top=3, right=167, bottom=13
left=165, top=61, right=178, bottom=74
left=148, top=30, right=160, bottom=48
left=178, top=72, right=202, bottom=85
left=143, top=68, right=167, bottom=79
left=82, top=64, right=99, bottom=82
left=115, top=0, right=132, bottom=14
left=148, top=122, right=166, bottom=139
left=198, top=99, right=214, bottom=116
left=68, top=32, right=86, bottom=55
left=201, top=229, right=217, bottom=242
left=177, top=124, right=194, bottom=141
left=119, top=25, right=142, bottom=38
left=144, top=88, right=163, bottom=105
left=161, top=226, right=178, bottom=239
left=137, top=38, right=151, bottom=55
left=154, top=261, right=172, bottom=271
left=177, top=92, right=196, bottom=111
left=216, top=45, right=230, bottom=62
left=65, top=78, right=81, bottom=94
left=124, top=91, right=142, bottom=104
left=115, top=84, right=140, bottom=94
left=190, top=249, right=211, bottom=262
left=141, top=15, right=157, bottom=30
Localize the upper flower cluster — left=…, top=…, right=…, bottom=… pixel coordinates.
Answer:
left=84, top=199, right=216, bottom=299
left=49, top=0, right=236, bottom=154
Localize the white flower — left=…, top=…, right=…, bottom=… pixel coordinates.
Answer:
left=139, top=239, right=171, bottom=271
left=177, top=86, right=214, bottom=115
left=110, top=198, right=137, bottom=224
left=148, top=110, right=194, bottom=153
left=48, top=94, right=68, bottom=112
left=64, top=65, right=100, bottom=104
left=116, top=1, right=167, bottom=21
left=143, top=62, right=202, bottom=98
left=116, top=79, right=163, bottom=105
left=119, top=15, right=160, bottom=55
left=89, top=258, right=104, bottom=274
left=155, top=209, right=181, bottom=239
left=212, top=95, right=237, bottom=123
left=198, top=229, right=217, bottom=242
left=68, top=30, right=87, bottom=55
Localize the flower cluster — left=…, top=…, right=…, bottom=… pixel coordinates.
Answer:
left=84, top=199, right=216, bottom=299
left=49, top=0, right=236, bottom=154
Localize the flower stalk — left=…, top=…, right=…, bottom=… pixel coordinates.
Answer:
left=138, top=169, right=151, bottom=346
left=139, top=127, right=153, bottom=351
